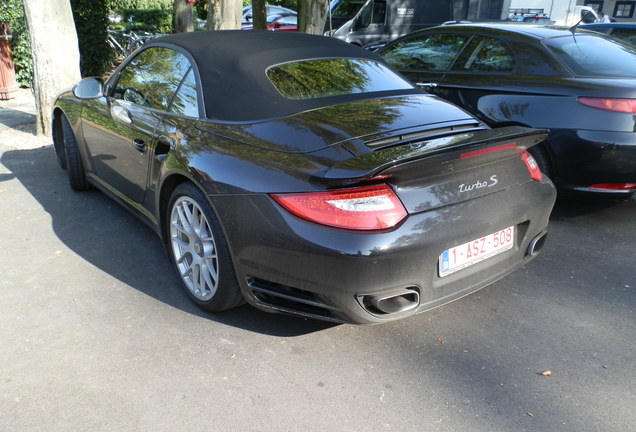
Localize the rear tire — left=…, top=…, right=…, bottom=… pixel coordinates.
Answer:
left=167, top=183, right=244, bottom=312
left=60, top=115, right=90, bottom=191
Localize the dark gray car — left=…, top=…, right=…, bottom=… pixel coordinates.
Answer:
left=52, top=31, right=555, bottom=324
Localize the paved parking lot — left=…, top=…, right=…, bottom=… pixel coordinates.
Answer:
left=0, top=125, right=634, bottom=431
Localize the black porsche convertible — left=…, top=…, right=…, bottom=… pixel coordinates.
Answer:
left=52, top=31, right=556, bottom=324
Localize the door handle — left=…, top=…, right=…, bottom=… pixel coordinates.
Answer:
left=111, top=104, right=132, bottom=124
left=416, top=82, right=438, bottom=90
left=132, top=138, right=146, bottom=153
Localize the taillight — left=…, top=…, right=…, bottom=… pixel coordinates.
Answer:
left=460, top=143, right=517, bottom=159
left=578, top=97, right=636, bottom=114
left=521, top=151, right=543, bottom=182
left=588, top=183, right=636, bottom=191
left=271, top=185, right=407, bottom=230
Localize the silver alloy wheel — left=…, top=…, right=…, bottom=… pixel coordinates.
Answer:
left=169, top=195, right=219, bottom=301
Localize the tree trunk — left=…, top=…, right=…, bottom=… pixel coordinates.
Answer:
left=251, top=0, right=267, bottom=30
left=23, top=0, right=81, bottom=136
left=207, top=0, right=241, bottom=30
left=174, top=0, right=194, bottom=33
left=298, top=0, right=329, bottom=35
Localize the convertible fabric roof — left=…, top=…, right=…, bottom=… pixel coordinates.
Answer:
left=148, top=30, right=412, bottom=122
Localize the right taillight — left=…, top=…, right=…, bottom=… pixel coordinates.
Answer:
left=521, top=151, right=543, bottom=182
left=578, top=97, right=636, bottom=114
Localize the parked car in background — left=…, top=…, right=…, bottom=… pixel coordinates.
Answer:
left=268, top=14, right=297, bottom=31
left=242, top=13, right=297, bottom=31
left=331, top=0, right=462, bottom=46
left=52, top=31, right=555, bottom=324
left=242, top=4, right=296, bottom=24
left=579, top=22, right=636, bottom=46
left=378, top=24, right=636, bottom=196
left=508, top=14, right=554, bottom=24
left=325, top=0, right=366, bottom=33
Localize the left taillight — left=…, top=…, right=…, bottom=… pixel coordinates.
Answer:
left=270, top=184, right=407, bottom=231
left=578, top=97, right=636, bottom=114
left=521, top=151, right=543, bottom=182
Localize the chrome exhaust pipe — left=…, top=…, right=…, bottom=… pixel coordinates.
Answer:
left=527, top=231, right=548, bottom=257
left=368, top=288, right=420, bottom=315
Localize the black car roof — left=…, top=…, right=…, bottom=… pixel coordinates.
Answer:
left=422, top=23, right=592, bottom=39
left=147, top=30, right=402, bottom=122
left=580, top=22, right=636, bottom=29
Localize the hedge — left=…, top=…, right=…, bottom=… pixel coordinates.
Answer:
left=0, top=0, right=33, bottom=87
left=72, top=0, right=113, bottom=77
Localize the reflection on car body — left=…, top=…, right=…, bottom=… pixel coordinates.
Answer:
left=52, top=31, right=555, bottom=324
left=579, top=23, right=636, bottom=46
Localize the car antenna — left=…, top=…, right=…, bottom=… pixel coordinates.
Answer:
left=568, top=17, right=584, bottom=34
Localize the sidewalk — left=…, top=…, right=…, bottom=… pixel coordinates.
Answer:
left=0, top=88, right=51, bottom=150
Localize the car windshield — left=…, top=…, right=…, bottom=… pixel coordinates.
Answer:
left=544, top=34, right=636, bottom=77
left=267, top=58, right=413, bottom=100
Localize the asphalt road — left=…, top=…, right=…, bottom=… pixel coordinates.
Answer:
left=1, top=140, right=634, bottom=432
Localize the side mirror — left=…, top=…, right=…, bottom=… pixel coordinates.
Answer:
left=72, top=77, right=103, bottom=99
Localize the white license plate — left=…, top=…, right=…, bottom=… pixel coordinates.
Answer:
left=439, top=226, right=515, bottom=277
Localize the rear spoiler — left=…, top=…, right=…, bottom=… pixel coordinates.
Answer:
left=324, top=126, right=548, bottom=180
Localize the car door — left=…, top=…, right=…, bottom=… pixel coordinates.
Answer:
left=147, top=66, right=201, bottom=200
left=437, top=35, right=517, bottom=120
left=81, top=47, right=192, bottom=203
left=380, top=32, right=470, bottom=94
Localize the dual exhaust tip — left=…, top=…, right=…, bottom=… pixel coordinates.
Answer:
left=360, top=288, right=420, bottom=316
left=527, top=231, right=548, bottom=257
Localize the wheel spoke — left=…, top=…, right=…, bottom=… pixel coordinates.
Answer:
left=171, top=220, right=190, bottom=237
left=176, top=250, right=190, bottom=265
left=191, top=206, right=202, bottom=234
left=176, top=203, right=194, bottom=235
left=171, top=234, right=189, bottom=249
left=180, top=259, right=194, bottom=278
left=205, top=259, right=218, bottom=286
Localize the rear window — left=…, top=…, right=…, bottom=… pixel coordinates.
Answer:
left=544, top=34, right=636, bottom=77
left=266, top=58, right=413, bottom=100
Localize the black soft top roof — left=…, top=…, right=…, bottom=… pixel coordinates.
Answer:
left=147, top=30, right=413, bottom=122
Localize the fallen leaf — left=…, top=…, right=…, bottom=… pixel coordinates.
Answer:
left=437, top=338, right=445, bottom=345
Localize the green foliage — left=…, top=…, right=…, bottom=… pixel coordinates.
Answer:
left=194, top=0, right=207, bottom=20
left=108, top=0, right=172, bottom=33
left=272, top=0, right=297, bottom=10
left=120, top=8, right=173, bottom=33
left=108, top=0, right=171, bottom=12
left=72, top=0, right=113, bottom=77
left=0, top=0, right=33, bottom=87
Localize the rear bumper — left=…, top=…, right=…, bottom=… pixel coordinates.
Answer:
left=546, top=129, right=636, bottom=194
left=211, top=179, right=556, bottom=324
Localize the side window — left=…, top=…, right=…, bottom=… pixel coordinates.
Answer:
left=114, top=47, right=193, bottom=111
left=169, top=68, right=199, bottom=118
left=382, top=34, right=469, bottom=71
left=452, top=36, right=515, bottom=73
left=357, top=1, right=386, bottom=28
left=612, top=29, right=636, bottom=46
